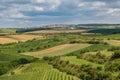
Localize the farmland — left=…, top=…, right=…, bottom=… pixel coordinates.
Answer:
left=0, top=34, right=43, bottom=44
left=0, top=27, right=120, bottom=80
left=61, top=56, right=103, bottom=68
left=0, top=61, right=80, bottom=80
left=24, top=43, right=90, bottom=58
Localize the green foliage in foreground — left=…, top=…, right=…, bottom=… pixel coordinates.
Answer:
left=49, top=56, right=113, bottom=80
left=0, top=52, right=36, bottom=76
left=0, top=61, right=80, bottom=80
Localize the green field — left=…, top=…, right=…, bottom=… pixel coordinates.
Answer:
left=0, top=61, right=80, bottom=80
left=62, top=56, right=103, bottom=68
left=86, top=50, right=113, bottom=56
left=0, top=28, right=17, bottom=33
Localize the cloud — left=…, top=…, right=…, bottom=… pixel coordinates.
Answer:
left=35, top=0, right=45, bottom=3
left=107, top=8, right=120, bottom=14
left=34, top=6, right=44, bottom=11
left=0, top=0, right=120, bottom=27
left=78, top=1, right=106, bottom=10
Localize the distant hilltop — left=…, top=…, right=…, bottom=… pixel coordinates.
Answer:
left=23, top=24, right=120, bottom=29
left=15, top=24, right=120, bottom=33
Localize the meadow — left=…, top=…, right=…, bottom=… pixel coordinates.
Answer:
left=0, top=27, right=120, bottom=80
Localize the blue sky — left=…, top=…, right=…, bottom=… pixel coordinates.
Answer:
left=0, top=0, right=120, bottom=28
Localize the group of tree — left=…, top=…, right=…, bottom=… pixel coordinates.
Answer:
left=47, top=56, right=119, bottom=80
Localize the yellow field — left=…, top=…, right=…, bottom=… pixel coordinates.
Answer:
left=105, top=40, right=120, bottom=46
left=8, top=34, right=43, bottom=41
left=0, top=34, right=43, bottom=44
left=27, top=30, right=87, bottom=34
left=0, top=37, right=18, bottom=44
left=23, top=44, right=90, bottom=58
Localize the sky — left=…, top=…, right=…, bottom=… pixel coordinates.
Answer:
left=0, top=0, right=120, bottom=28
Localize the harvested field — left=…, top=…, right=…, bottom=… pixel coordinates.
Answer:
left=105, top=40, right=120, bottom=46
left=0, top=37, right=18, bottom=44
left=0, top=34, right=43, bottom=44
left=8, top=34, right=43, bottom=41
left=24, top=43, right=90, bottom=58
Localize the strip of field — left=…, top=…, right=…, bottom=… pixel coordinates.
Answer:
left=23, top=44, right=90, bottom=58
left=85, top=50, right=113, bottom=56
left=27, top=30, right=87, bottom=34
left=62, top=56, right=103, bottom=68
left=105, top=40, right=120, bottom=46
left=8, top=34, right=43, bottom=41
left=0, top=37, right=18, bottom=44
left=0, top=61, right=80, bottom=80
left=0, top=34, right=43, bottom=44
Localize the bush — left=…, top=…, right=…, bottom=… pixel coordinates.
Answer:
left=111, top=51, right=120, bottom=60
left=18, top=58, right=30, bottom=64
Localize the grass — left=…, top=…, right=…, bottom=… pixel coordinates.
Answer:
left=0, top=61, right=80, bottom=80
left=0, top=28, right=16, bottom=33
left=62, top=56, right=103, bottom=68
left=82, top=44, right=110, bottom=51
left=85, top=50, right=113, bottom=56
left=94, top=34, right=120, bottom=40
left=0, top=52, right=34, bottom=62
left=23, top=43, right=91, bottom=58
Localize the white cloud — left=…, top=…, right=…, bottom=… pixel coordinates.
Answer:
left=0, top=7, right=28, bottom=18
left=35, top=0, right=45, bottom=3
left=11, top=13, right=27, bottom=18
left=107, top=8, right=120, bottom=14
left=78, top=3, right=85, bottom=7
left=34, top=6, right=44, bottom=11
left=92, top=1, right=106, bottom=7
left=78, top=1, right=106, bottom=10
left=49, top=0, right=61, bottom=10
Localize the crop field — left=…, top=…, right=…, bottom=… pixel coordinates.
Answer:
left=0, top=37, right=18, bottom=44
left=27, top=30, right=87, bottom=34
left=0, top=34, right=44, bottom=44
left=0, top=61, right=80, bottom=80
left=62, top=56, right=103, bottom=68
left=8, top=34, right=43, bottom=41
left=84, top=50, right=113, bottom=56
left=24, top=43, right=90, bottom=58
left=105, top=40, right=120, bottom=46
